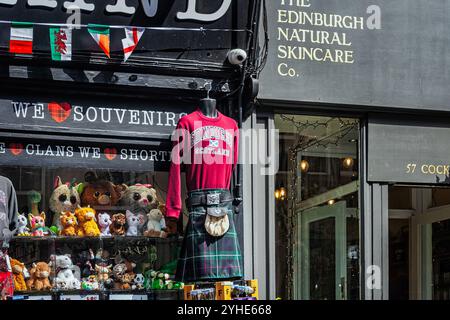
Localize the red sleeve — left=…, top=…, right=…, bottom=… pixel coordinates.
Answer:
left=166, top=120, right=189, bottom=219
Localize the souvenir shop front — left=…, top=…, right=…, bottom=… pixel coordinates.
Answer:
left=253, top=0, right=450, bottom=300
left=0, top=0, right=260, bottom=300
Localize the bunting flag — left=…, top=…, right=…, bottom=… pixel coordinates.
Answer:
left=121, top=27, right=145, bottom=62
left=49, top=27, right=72, bottom=61
left=10, top=22, right=33, bottom=55
left=88, top=24, right=110, bottom=58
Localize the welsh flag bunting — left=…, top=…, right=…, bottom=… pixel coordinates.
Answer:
left=122, top=27, right=145, bottom=62
left=49, top=27, right=72, bottom=61
left=10, top=22, right=33, bottom=55
left=88, top=24, right=110, bottom=58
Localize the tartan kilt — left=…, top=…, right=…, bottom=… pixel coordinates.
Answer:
left=175, top=190, right=243, bottom=283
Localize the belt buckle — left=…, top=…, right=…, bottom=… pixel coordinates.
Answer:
left=206, top=193, right=220, bottom=205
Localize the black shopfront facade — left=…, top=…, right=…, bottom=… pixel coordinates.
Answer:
left=0, top=0, right=260, bottom=300
left=254, top=0, right=450, bottom=300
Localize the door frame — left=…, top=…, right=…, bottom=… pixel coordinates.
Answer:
left=389, top=187, right=450, bottom=300
left=299, top=201, right=347, bottom=300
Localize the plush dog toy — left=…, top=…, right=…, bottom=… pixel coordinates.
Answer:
left=110, top=213, right=126, bottom=236
left=75, top=207, right=100, bottom=237
left=26, top=262, right=52, bottom=291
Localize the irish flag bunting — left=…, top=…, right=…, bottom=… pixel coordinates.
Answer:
left=122, top=27, right=145, bottom=62
left=10, top=22, right=33, bottom=55
left=88, top=25, right=110, bottom=58
left=49, top=27, right=72, bottom=61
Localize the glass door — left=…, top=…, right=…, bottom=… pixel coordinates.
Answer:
left=299, top=201, right=347, bottom=300
left=411, top=194, right=450, bottom=300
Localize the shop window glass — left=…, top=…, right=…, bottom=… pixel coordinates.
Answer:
left=389, top=187, right=413, bottom=210
left=3, top=159, right=184, bottom=299
left=274, top=114, right=360, bottom=300
left=431, top=188, right=450, bottom=208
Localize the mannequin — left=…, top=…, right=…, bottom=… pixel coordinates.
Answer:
left=199, top=97, right=218, bottom=118
left=166, top=83, right=243, bottom=282
left=199, top=82, right=218, bottom=118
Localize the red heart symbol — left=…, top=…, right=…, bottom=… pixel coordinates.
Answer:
left=104, top=148, right=117, bottom=161
left=48, top=102, right=72, bottom=123
left=9, top=143, right=23, bottom=156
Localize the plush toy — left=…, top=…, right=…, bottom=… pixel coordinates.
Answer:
left=80, top=171, right=126, bottom=213
left=50, top=177, right=82, bottom=230
left=74, top=249, right=96, bottom=280
left=95, top=263, right=114, bottom=289
left=110, top=213, right=126, bottom=236
left=97, top=212, right=112, bottom=236
left=118, top=272, right=135, bottom=290
left=126, top=210, right=145, bottom=236
left=50, top=254, right=81, bottom=290
left=75, top=207, right=100, bottom=237
left=144, top=208, right=167, bottom=238
left=16, top=213, right=30, bottom=236
left=10, top=258, right=28, bottom=291
left=132, top=273, right=145, bottom=290
left=28, top=190, right=42, bottom=217
left=60, top=212, right=79, bottom=236
left=28, top=212, right=49, bottom=237
left=120, top=184, right=159, bottom=229
left=81, top=275, right=99, bottom=290
left=26, top=262, right=52, bottom=291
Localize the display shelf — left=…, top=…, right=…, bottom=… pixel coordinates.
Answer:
left=12, top=289, right=184, bottom=301
left=11, top=236, right=183, bottom=243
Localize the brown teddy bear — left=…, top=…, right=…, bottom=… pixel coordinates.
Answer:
left=80, top=171, right=126, bottom=214
left=110, top=213, right=126, bottom=236
left=26, top=262, right=52, bottom=291
left=10, top=258, right=28, bottom=291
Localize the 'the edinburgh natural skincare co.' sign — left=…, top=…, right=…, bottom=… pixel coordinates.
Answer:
left=259, top=0, right=450, bottom=112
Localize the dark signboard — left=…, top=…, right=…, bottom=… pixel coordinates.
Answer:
left=0, top=0, right=249, bottom=66
left=0, top=136, right=175, bottom=172
left=0, top=93, right=194, bottom=140
left=368, top=117, right=450, bottom=184
left=259, top=0, right=450, bottom=112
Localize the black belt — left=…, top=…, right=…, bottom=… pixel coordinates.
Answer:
left=186, top=190, right=233, bottom=208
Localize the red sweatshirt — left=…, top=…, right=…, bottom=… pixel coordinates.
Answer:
left=165, top=110, right=239, bottom=219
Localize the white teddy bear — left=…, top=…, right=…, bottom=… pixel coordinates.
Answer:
left=50, top=254, right=81, bottom=290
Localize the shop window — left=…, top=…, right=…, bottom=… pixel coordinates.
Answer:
left=431, top=188, right=450, bottom=208
left=274, top=114, right=360, bottom=300
left=389, top=186, right=413, bottom=210
left=2, top=138, right=186, bottom=299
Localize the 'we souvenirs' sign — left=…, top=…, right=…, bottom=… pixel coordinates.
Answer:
left=0, top=94, right=194, bottom=139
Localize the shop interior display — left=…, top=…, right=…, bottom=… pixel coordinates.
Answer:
left=1, top=168, right=185, bottom=300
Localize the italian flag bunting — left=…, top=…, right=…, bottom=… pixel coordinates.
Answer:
left=88, top=24, right=111, bottom=58
left=10, top=22, right=33, bottom=55
left=122, top=27, right=145, bottom=62
left=49, top=27, right=72, bottom=61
